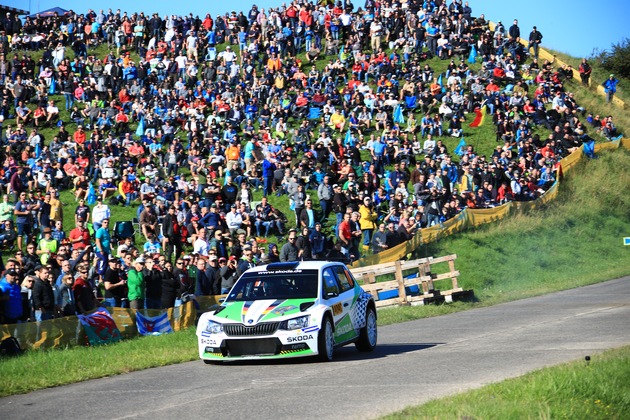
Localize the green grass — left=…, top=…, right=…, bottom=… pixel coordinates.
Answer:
left=0, top=328, right=198, bottom=397
left=383, top=345, right=630, bottom=419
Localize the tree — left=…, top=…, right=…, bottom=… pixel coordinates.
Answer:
left=590, top=37, right=630, bottom=79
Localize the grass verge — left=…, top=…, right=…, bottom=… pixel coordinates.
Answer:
left=0, top=328, right=197, bottom=397
left=383, top=345, right=630, bottom=419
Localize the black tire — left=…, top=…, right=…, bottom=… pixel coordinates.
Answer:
left=356, top=306, right=377, bottom=352
left=317, top=315, right=335, bottom=362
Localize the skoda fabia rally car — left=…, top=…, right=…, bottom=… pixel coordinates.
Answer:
left=196, top=261, right=377, bottom=362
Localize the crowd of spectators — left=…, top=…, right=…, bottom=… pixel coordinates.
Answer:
left=0, top=0, right=620, bottom=323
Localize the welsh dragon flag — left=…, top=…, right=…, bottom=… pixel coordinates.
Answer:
left=78, top=308, right=123, bottom=346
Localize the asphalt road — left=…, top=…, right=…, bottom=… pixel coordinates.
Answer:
left=2, top=277, right=629, bottom=419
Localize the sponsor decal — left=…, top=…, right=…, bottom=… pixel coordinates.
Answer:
left=335, top=321, right=354, bottom=336
left=272, top=305, right=297, bottom=315
left=259, top=269, right=303, bottom=274
left=200, top=331, right=212, bottom=337
left=332, top=302, right=343, bottom=316
left=201, top=338, right=217, bottom=346
left=241, top=301, right=254, bottom=322
left=287, top=334, right=314, bottom=343
left=301, top=326, right=319, bottom=333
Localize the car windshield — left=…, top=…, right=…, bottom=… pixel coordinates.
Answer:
left=226, top=269, right=319, bottom=301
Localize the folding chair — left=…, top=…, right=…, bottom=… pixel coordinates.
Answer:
left=205, top=47, right=217, bottom=61
left=308, top=107, right=322, bottom=120
left=132, top=217, right=141, bottom=236
left=405, top=95, right=418, bottom=111
left=112, top=221, right=135, bottom=244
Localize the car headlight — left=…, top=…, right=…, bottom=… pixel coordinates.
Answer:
left=281, top=315, right=310, bottom=330
left=205, top=320, right=224, bottom=335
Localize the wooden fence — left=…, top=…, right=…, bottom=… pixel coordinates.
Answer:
left=350, top=255, right=471, bottom=308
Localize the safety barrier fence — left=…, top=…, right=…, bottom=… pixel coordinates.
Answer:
left=0, top=295, right=224, bottom=351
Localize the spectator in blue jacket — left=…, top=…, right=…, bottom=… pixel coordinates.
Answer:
left=602, top=74, right=619, bottom=103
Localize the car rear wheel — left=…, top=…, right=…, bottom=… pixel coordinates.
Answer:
left=317, top=316, right=335, bottom=362
left=356, top=306, right=377, bottom=352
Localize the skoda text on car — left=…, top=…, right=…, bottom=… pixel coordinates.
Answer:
left=196, top=261, right=377, bottom=362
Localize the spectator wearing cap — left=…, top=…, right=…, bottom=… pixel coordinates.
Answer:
left=143, top=257, right=162, bottom=309
left=103, top=255, right=127, bottom=308
left=127, top=257, right=146, bottom=309
left=225, top=204, right=243, bottom=236
left=0, top=268, right=23, bottom=324
left=602, top=75, right=619, bottom=103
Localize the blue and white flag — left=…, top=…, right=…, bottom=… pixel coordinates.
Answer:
left=468, top=45, right=477, bottom=64
left=454, top=138, right=467, bottom=156
left=136, top=311, right=173, bottom=336
left=393, top=104, right=405, bottom=124
left=135, top=116, right=145, bottom=137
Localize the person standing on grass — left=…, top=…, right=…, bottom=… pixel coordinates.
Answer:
left=603, top=75, right=619, bottom=103
left=127, top=257, right=145, bottom=310
left=579, top=58, right=592, bottom=86
left=94, top=218, right=111, bottom=282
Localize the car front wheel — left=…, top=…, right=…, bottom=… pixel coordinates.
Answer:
left=317, top=316, right=335, bottom=362
left=356, top=306, right=377, bottom=352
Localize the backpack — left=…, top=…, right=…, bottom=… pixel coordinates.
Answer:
left=0, top=336, right=23, bottom=357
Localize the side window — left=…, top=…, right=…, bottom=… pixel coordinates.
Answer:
left=322, top=268, right=339, bottom=296
left=333, top=266, right=354, bottom=293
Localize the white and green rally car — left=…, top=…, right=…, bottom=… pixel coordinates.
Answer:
left=196, top=261, right=377, bottom=362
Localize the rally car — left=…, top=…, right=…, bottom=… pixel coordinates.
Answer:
left=196, top=261, right=377, bottom=362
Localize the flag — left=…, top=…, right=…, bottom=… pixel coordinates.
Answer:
left=437, top=73, right=446, bottom=93
left=135, top=311, right=174, bottom=336
left=87, top=183, right=97, bottom=205
left=454, top=138, right=467, bottom=156
left=583, top=140, right=595, bottom=159
left=468, top=45, right=477, bottom=64
left=469, top=106, right=487, bottom=127
left=135, top=116, right=145, bottom=137
left=78, top=308, right=122, bottom=346
left=393, top=104, right=405, bottom=124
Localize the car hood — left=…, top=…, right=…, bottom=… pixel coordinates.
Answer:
left=214, top=299, right=316, bottom=325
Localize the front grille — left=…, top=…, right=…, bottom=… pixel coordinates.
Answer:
left=224, top=338, right=281, bottom=356
left=224, top=322, right=281, bottom=337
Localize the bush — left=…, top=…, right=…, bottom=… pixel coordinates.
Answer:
left=590, top=37, right=630, bottom=79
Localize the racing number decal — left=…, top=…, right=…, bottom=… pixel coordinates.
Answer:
left=332, top=303, right=343, bottom=316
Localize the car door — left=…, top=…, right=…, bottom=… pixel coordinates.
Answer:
left=324, top=266, right=358, bottom=344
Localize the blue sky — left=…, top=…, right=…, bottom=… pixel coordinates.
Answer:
left=8, top=0, right=628, bottom=58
